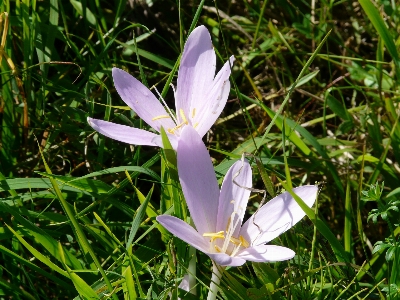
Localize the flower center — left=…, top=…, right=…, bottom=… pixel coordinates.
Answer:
left=152, top=108, right=198, bottom=135
left=202, top=210, right=249, bottom=257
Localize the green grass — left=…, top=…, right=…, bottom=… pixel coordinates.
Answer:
left=1, top=0, right=400, bottom=298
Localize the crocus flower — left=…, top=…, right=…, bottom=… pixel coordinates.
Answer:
left=157, top=126, right=318, bottom=267
left=87, top=26, right=234, bottom=149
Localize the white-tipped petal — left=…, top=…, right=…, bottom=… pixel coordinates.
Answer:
left=207, top=253, right=246, bottom=267
left=194, top=56, right=234, bottom=137
left=175, top=26, right=216, bottom=122
left=240, top=185, right=318, bottom=246
left=237, top=245, right=295, bottom=262
left=216, top=158, right=252, bottom=237
left=156, top=215, right=209, bottom=253
left=88, top=117, right=159, bottom=146
left=112, top=68, right=175, bottom=132
left=177, top=126, right=220, bottom=235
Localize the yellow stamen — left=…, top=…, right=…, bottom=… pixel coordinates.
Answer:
left=214, top=245, right=222, bottom=253
left=152, top=115, right=171, bottom=121
left=193, top=122, right=199, bottom=129
left=203, top=231, right=225, bottom=242
left=229, top=236, right=242, bottom=246
left=179, top=109, right=188, bottom=125
left=167, top=122, right=186, bottom=134
left=240, top=236, right=250, bottom=248
left=192, top=108, right=196, bottom=118
left=203, top=231, right=225, bottom=237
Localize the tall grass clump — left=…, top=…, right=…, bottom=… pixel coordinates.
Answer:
left=0, top=0, right=400, bottom=298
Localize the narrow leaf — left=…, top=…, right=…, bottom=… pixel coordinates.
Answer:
left=127, top=185, right=153, bottom=248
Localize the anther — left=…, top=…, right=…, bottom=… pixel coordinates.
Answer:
left=240, top=236, right=249, bottom=248
left=152, top=115, right=171, bottom=121
left=179, top=109, right=188, bottom=125
left=192, top=108, right=196, bottom=118
left=214, top=245, right=222, bottom=253
left=203, top=231, right=225, bottom=242
left=229, top=237, right=242, bottom=245
left=167, top=122, right=186, bottom=134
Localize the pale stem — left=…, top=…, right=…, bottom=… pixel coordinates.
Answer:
left=188, top=246, right=197, bottom=295
left=207, top=263, right=224, bottom=300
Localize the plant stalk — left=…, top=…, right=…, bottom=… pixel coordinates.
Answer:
left=207, top=263, right=223, bottom=300
left=188, top=246, right=197, bottom=295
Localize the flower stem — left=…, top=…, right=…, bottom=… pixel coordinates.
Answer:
left=188, top=246, right=196, bottom=295
left=207, top=263, right=223, bottom=300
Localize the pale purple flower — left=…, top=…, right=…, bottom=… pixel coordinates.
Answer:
left=178, top=274, right=190, bottom=292
left=87, top=26, right=234, bottom=149
left=157, top=126, right=318, bottom=267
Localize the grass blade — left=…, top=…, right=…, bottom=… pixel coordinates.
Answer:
left=256, top=30, right=332, bottom=152
left=58, top=243, right=100, bottom=299
left=126, top=184, right=153, bottom=249
left=344, top=180, right=352, bottom=258
left=359, top=0, right=400, bottom=75
left=36, top=143, right=118, bottom=300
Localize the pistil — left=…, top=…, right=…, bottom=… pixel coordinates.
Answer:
left=202, top=212, right=250, bottom=257
left=222, top=211, right=241, bottom=253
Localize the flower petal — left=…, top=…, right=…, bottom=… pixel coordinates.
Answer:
left=178, top=274, right=190, bottom=292
left=176, top=26, right=216, bottom=123
left=195, top=56, right=235, bottom=137
left=177, top=126, right=220, bottom=235
left=151, top=134, right=179, bottom=150
left=237, top=245, right=295, bottom=262
left=88, top=117, right=159, bottom=146
left=156, top=215, right=209, bottom=253
left=112, top=68, right=176, bottom=132
left=216, top=158, right=252, bottom=238
left=240, top=185, right=318, bottom=246
left=207, top=253, right=246, bottom=267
